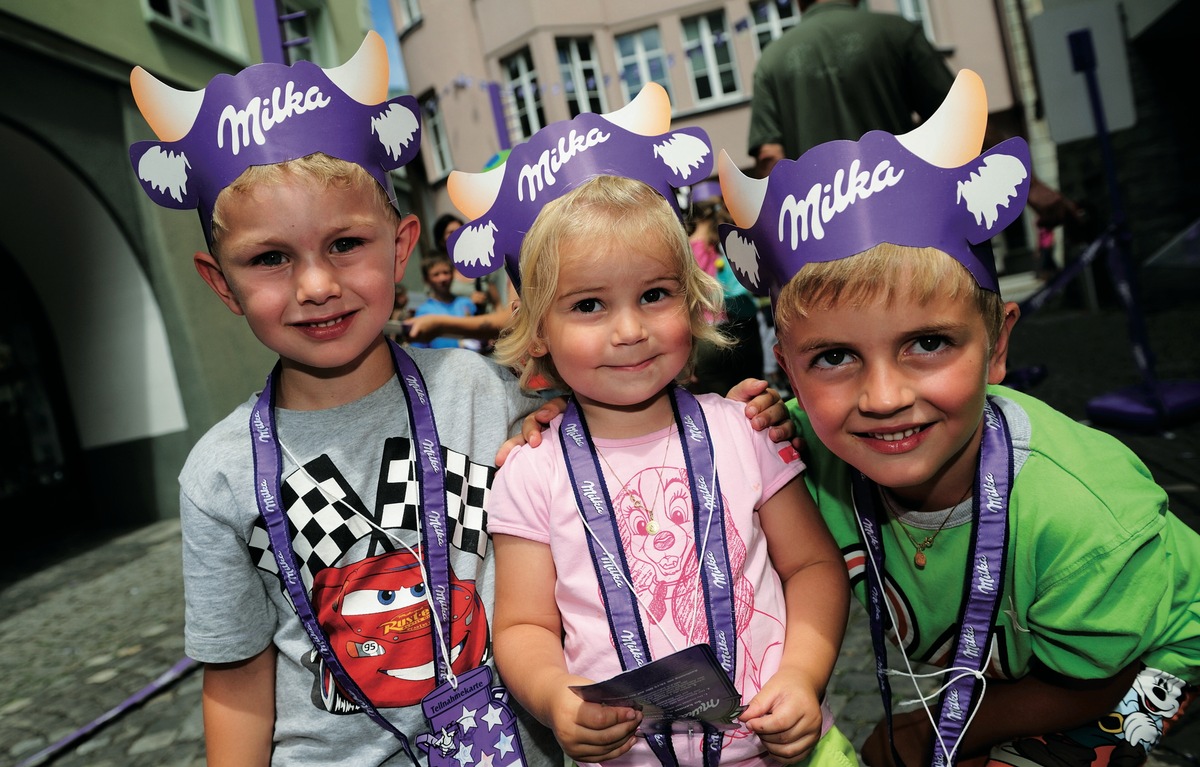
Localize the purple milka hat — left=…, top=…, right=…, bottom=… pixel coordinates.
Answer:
left=718, top=70, right=1031, bottom=300
left=446, top=83, right=713, bottom=289
left=128, top=32, right=421, bottom=247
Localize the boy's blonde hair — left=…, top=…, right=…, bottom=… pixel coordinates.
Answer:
left=494, top=175, right=730, bottom=392
left=209, top=152, right=400, bottom=255
left=774, top=244, right=1006, bottom=349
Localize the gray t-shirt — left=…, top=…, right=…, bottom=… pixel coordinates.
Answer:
left=179, top=347, right=560, bottom=766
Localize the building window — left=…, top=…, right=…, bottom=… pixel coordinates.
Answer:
left=749, top=0, right=800, bottom=53
left=279, top=0, right=319, bottom=64
left=615, top=26, right=672, bottom=104
left=502, top=47, right=546, bottom=140
left=557, top=37, right=607, bottom=117
left=395, top=0, right=421, bottom=30
left=420, top=93, right=452, bottom=179
left=681, top=10, right=740, bottom=105
left=148, top=0, right=215, bottom=40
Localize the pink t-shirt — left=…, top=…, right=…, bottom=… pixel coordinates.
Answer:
left=489, top=394, right=816, bottom=767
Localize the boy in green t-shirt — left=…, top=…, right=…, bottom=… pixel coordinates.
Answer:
left=718, top=69, right=1199, bottom=767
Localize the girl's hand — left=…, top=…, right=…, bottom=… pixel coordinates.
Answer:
left=547, top=685, right=641, bottom=763
left=738, top=668, right=824, bottom=764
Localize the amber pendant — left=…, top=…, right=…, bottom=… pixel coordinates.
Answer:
left=914, top=550, right=927, bottom=568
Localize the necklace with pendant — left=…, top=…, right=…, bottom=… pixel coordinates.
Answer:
left=596, top=429, right=674, bottom=535
left=886, top=485, right=972, bottom=569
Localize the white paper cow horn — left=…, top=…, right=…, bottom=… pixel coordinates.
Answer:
left=130, top=67, right=205, bottom=143
left=324, top=30, right=389, bottom=105
left=448, top=164, right=507, bottom=221
left=601, top=82, right=671, bottom=137
left=718, top=150, right=767, bottom=229
left=896, top=69, right=988, bottom=168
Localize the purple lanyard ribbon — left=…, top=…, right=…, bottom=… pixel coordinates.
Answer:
left=852, top=397, right=1012, bottom=767
left=249, top=340, right=450, bottom=764
left=559, top=386, right=737, bottom=767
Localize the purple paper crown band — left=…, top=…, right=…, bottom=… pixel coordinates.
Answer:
left=445, top=83, right=713, bottom=289
left=128, top=32, right=420, bottom=247
left=718, top=69, right=1031, bottom=299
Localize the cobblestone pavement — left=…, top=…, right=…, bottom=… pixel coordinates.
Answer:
left=2, top=300, right=1198, bottom=766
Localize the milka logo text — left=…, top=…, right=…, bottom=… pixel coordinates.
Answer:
left=778, top=159, right=903, bottom=247
left=218, top=80, right=332, bottom=155
left=975, top=554, right=996, bottom=594
left=563, top=422, right=586, bottom=448
left=420, top=438, right=442, bottom=474
left=961, top=625, right=981, bottom=659
left=619, top=630, right=646, bottom=666
left=252, top=409, right=272, bottom=442
left=696, top=475, right=717, bottom=514
left=580, top=480, right=606, bottom=517
left=600, top=553, right=626, bottom=590
left=404, top=374, right=428, bottom=405
left=519, top=128, right=611, bottom=202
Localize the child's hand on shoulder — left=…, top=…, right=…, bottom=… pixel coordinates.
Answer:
left=496, top=397, right=566, bottom=466
left=725, top=378, right=801, bottom=451
left=738, top=666, right=824, bottom=764
left=546, top=683, right=641, bottom=763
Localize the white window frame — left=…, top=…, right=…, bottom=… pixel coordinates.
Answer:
left=502, top=47, right=545, bottom=141
left=614, top=26, right=672, bottom=105
left=895, top=0, right=936, bottom=42
left=144, top=0, right=245, bottom=55
left=394, top=0, right=422, bottom=32
left=681, top=10, right=741, bottom=106
left=557, top=37, right=608, bottom=117
left=419, top=93, right=453, bottom=180
left=749, top=0, right=801, bottom=54
left=278, top=0, right=330, bottom=65
left=149, top=0, right=214, bottom=38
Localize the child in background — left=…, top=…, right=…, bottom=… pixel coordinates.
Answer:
left=451, top=86, right=857, bottom=767
left=718, top=69, right=1199, bottom=767
left=127, top=39, right=794, bottom=765
left=411, top=253, right=481, bottom=350
left=686, top=192, right=764, bottom=395
left=386, top=282, right=412, bottom=343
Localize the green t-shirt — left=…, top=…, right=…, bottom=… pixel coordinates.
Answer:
left=792, top=385, right=1200, bottom=683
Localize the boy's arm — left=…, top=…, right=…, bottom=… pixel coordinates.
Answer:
left=862, top=661, right=1140, bottom=767
left=202, top=645, right=276, bottom=766
left=492, top=533, right=641, bottom=762
left=497, top=379, right=796, bottom=465
left=739, top=476, right=849, bottom=762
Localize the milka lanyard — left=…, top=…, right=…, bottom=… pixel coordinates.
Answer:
left=560, top=386, right=737, bottom=767
left=249, top=340, right=450, bottom=764
left=852, top=398, right=1013, bottom=767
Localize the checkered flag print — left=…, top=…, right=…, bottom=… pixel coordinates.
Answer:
left=249, top=437, right=496, bottom=591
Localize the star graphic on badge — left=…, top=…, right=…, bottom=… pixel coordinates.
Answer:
left=455, top=742, right=475, bottom=766
left=482, top=704, right=505, bottom=731
left=495, top=731, right=515, bottom=758
left=459, top=704, right=478, bottom=733
left=477, top=750, right=496, bottom=767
